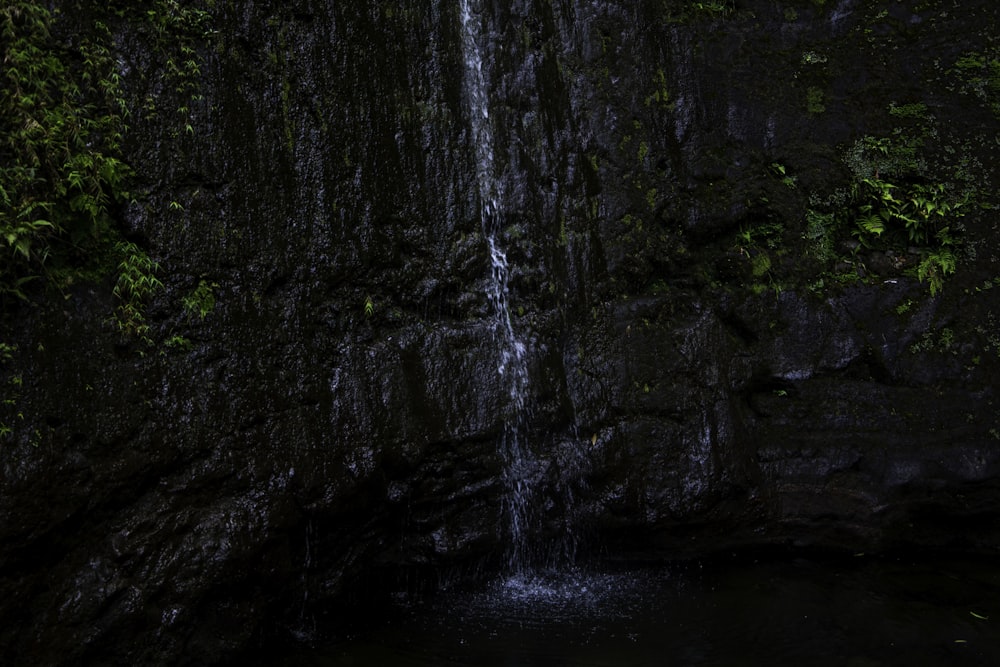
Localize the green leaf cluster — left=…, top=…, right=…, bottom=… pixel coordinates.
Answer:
left=689, top=1, right=735, bottom=17
left=112, top=240, right=163, bottom=343
left=806, top=105, right=978, bottom=296
left=0, top=2, right=130, bottom=300
left=1, top=1, right=214, bottom=343
left=952, top=50, right=1000, bottom=117
left=142, top=0, right=213, bottom=135
left=182, top=279, right=217, bottom=320
left=854, top=179, right=966, bottom=246
left=656, top=0, right=735, bottom=22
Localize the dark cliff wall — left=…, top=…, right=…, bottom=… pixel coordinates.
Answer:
left=2, top=0, right=1000, bottom=663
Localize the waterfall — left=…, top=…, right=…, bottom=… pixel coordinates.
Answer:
left=459, top=0, right=537, bottom=574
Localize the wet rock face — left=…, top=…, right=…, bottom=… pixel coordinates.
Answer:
left=3, top=0, right=1000, bottom=663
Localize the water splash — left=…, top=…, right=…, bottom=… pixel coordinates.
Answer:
left=459, top=0, right=536, bottom=574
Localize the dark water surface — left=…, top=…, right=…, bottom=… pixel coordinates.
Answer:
left=278, top=556, right=1000, bottom=666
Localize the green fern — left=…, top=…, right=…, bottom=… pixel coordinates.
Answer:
left=856, top=209, right=885, bottom=237
left=917, top=249, right=957, bottom=296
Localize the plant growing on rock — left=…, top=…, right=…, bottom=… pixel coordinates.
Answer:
left=844, top=130, right=970, bottom=295
left=1, top=0, right=217, bottom=350
left=952, top=50, right=1000, bottom=117
left=113, top=241, right=163, bottom=345
left=805, top=105, right=980, bottom=296
left=690, top=1, right=734, bottom=17
left=0, top=2, right=130, bottom=299
left=806, top=87, right=826, bottom=115
left=143, top=0, right=213, bottom=136
left=182, top=279, right=217, bottom=320
left=853, top=178, right=967, bottom=246
left=660, top=0, right=735, bottom=21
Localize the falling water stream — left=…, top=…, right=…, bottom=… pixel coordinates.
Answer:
left=459, top=0, right=537, bottom=575
left=269, top=6, right=1000, bottom=665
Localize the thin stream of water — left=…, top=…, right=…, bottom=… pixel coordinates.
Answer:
left=273, top=8, right=1000, bottom=666
left=459, top=0, right=536, bottom=574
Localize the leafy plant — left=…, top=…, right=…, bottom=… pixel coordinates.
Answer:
left=888, top=102, right=928, bottom=120
left=806, top=87, right=826, bottom=114
left=164, top=334, right=193, bottom=351
left=751, top=252, right=772, bottom=278
left=734, top=221, right=785, bottom=293
left=853, top=177, right=967, bottom=246
left=182, top=279, right=217, bottom=320
left=844, top=134, right=923, bottom=181
left=143, top=0, right=213, bottom=135
left=917, top=248, right=957, bottom=297
left=0, top=0, right=218, bottom=338
left=805, top=109, right=980, bottom=295
left=0, top=342, right=20, bottom=441
left=112, top=241, right=163, bottom=344
left=690, top=1, right=734, bottom=17
left=804, top=209, right=836, bottom=262
left=1, top=2, right=130, bottom=298
left=952, top=50, right=1000, bottom=117
left=770, top=162, right=797, bottom=188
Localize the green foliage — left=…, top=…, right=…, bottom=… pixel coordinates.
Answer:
left=1, top=0, right=216, bottom=345
left=842, top=109, right=955, bottom=245
left=804, top=102, right=980, bottom=296
left=164, top=334, right=193, bottom=351
left=735, top=221, right=784, bottom=293
left=142, top=0, right=213, bottom=135
left=751, top=252, right=772, bottom=278
left=644, top=69, right=674, bottom=110
left=182, top=279, right=217, bottom=320
left=806, top=87, right=826, bottom=114
left=952, top=50, right=1000, bottom=117
left=910, top=326, right=958, bottom=355
left=0, top=342, right=20, bottom=440
left=847, top=148, right=968, bottom=293
left=112, top=241, right=162, bottom=344
left=657, top=0, right=735, bottom=21
left=844, top=134, right=923, bottom=181
left=770, top=162, right=797, bottom=188
left=689, top=1, right=735, bottom=17
left=0, top=2, right=130, bottom=298
left=364, top=295, right=375, bottom=318
left=888, top=101, right=928, bottom=119
left=852, top=177, right=966, bottom=247
left=917, top=248, right=957, bottom=297
left=804, top=209, right=836, bottom=262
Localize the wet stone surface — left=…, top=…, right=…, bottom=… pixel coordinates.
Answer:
left=2, top=0, right=1000, bottom=664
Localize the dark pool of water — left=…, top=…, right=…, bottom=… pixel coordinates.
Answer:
left=277, top=555, right=1000, bottom=666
